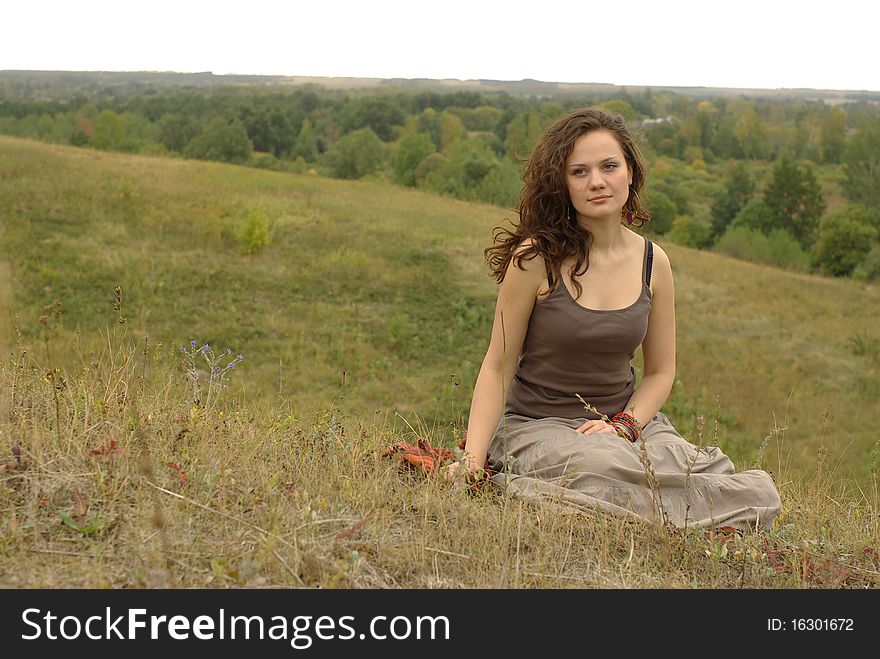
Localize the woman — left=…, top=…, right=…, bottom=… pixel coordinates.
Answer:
left=451, top=108, right=782, bottom=530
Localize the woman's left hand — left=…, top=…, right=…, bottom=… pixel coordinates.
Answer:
left=576, top=419, right=617, bottom=436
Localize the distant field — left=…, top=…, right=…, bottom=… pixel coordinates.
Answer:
left=1, top=135, right=878, bottom=481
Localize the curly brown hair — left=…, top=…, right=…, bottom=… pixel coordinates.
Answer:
left=485, top=107, right=650, bottom=298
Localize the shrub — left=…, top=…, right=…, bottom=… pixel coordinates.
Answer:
left=853, top=245, right=880, bottom=282
left=236, top=209, right=272, bottom=255
left=600, top=99, right=636, bottom=121
left=812, top=206, right=879, bottom=276
left=731, top=198, right=778, bottom=235
left=764, top=156, right=825, bottom=247
left=419, top=141, right=520, bottom=206
left=251, top=154, right=308, bottom=173
left=710, top=161, right=755, bottom=241
left=393, top=132, right=436, bottom=187
left=184, top=117, right=252, bottom=164
left=645, top=190, right=676, bottom=235
left=322, top=128, right=388, bottom=180
left=667, top=214, right=711, bottom=249
left=714, top=225, right=810, bottom=271
left=414, top=152, right=447, bottom=185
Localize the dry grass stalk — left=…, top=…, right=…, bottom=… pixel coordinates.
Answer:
left=0, top=324, right=876, bottom=588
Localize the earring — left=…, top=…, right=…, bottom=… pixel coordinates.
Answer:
left=625, top=212, right=634, bottom=225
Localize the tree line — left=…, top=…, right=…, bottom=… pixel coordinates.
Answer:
left=1, top=83, right=879, bottom=280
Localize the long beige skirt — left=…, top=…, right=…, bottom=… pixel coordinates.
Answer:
left=487, top=412, right=782, bottom=531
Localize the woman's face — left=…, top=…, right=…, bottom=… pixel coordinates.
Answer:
left=564, top=129, right=633, bottom=224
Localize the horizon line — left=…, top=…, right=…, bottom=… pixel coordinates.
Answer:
left=2, top=69, right=878, bottom=95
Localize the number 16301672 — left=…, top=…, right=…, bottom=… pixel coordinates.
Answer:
left=768, top=618, right=854, bottom=631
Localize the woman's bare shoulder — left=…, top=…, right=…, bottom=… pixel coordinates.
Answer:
left=649, top=240, right=673, bottom=272
left=646, top=240, right=674, bottom=297
left=510, top=238, right=546, bottom=274
left=499, top=238, right=546, bottom=303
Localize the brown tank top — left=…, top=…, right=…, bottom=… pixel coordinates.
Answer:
left=505, top=237, right=653, bottom=420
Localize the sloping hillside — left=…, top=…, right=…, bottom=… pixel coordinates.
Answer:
left=1, top=135, right=877, bottom=478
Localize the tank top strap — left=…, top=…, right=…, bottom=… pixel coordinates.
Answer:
left=547, top=238, right=653, bottom=289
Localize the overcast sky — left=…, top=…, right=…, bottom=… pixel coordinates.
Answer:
left=3, top=0, right=877, bottom=92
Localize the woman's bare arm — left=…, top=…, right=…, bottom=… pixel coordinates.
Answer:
left=625, top=243, right=676, bottom=428
left=459, top=245, right=544, bottom=474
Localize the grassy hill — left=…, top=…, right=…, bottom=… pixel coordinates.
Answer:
left=1, top=136, right=878, bottom=589
left=1, top=135, right=879, bottom=482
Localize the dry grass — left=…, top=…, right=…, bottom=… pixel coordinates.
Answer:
left=0, top=259, right=10, bottom=355
left=2, top=135, right=879, bottom=483
left=1, top=136, right=878, bottom=588
left=0, top=328, right=877, bottom=589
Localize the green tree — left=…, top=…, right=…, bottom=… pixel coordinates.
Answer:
left=819, top=107, right=846, bottom=163
left=86, top=109, right=148, bottom=152
left=184, top=117, right=252, bottom=164
left=812, top=205, right=880, bottom=276
left=267, top=109, right=295, bottom=157
left=837, top=202, right=880, bottom=232
left=710, top=162, right=755, bottom=240
left=679, top=102, right=716, bottom=153
left=237, top=105, right=294, bottom=157
left=294, top=118, right=320, bottom=161
left=471, top=158, right=521, bottom=207
left=339, top=96, right=406, bottom=142
left=420, top=140, right=518, bottom=206
left=70, top=117, right=93, bottom=146
left=504, top=114, right=529, bottom=159
left=791, top=110, right=822, bottom=162
left=504, top=112, right=543, bottom=159
left=158, top=113, right=201, bottom=153
left=667, top=214, right=711, bottom=249
left=710, top=114, right=741, bottom=159
left=323, top=127, right=388, bottom=179
left=600, top=99, right=636, bottom=122
left=645, top=121, right=681, bottom=158
left=645, top=190, right=677, bottom=235
left=853, top=245, right=880, bottom=282
left=763, top=157, right=825, bottom=247
left=842, top=115, right=880, bottom=208
left=311, top=108, right=341, bottom=147
left=414, top=152, right=447, bottom=186
left=393, top=132, right=436, bottom=186
left=413, top=107, right=440, bottom=147
left=731, top=198, right=779, bottom=235
left=734, top=109, right=768, bottom=159
left=715, top=225, right=810, bottom=271
left=452, top=105, right=504, bottom=132
left=438, top=110, right=465, bottom=151
left=237, top=104, right=268, bottom=151
left=91, top=109, right=124, bottom=150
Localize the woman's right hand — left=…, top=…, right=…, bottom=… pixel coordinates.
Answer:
left=576, top=418, right=617, bottom=435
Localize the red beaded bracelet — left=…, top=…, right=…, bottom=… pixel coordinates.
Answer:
left=611, top=411, right=641, bottom=443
